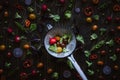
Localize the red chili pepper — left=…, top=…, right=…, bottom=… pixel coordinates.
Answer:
left=90, top=54, right=98, bottom=60
left=113, top=4, right=120, bottom=12
left=23, top=59, right=33, bottom=68
left=115, top=37, right=120, bottom=44
left=84, top=7, right=93, bottom=16
left=15, top=4, right=23, bottom=10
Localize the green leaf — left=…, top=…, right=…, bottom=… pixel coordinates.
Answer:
left=84, top=50, right=91, bottom=57
left=15, top=12, right=22, bottom=19
left=65, top=10, right=72, bottom=19
left=106, top=39, right=114, bottom=47
left=49, top=14, right=60, bottom=22
left=99, top=28, right=106, bottom=35
left=30, top=23, right=37, bottom=31
left=67, top=60, right=74, bottom=69
left=48, top=44, right=57, bottom=52
left=90, top=33, right=98, bottom=40
left=86, top=60, right=92, bottom=67
left=76, top=35, right=85, bottom=44
left=92, top=15, right=99, bottom=21
left=52, top=72, right=59, bottom=79
left=110, top=54, right=117, bottom=61
left=90, top=40, right=105, bottom=51
left=88, top=69, right=94, bottom=75
left=27, top=7, right=34, bottom=12
left=15, top=22, right=26, bottom=31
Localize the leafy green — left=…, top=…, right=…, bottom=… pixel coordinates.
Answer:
left=63, top=48, right=69, bottom=53
left=84, top=50, right=91, bottom=57
left=110, top=54, right=117, bottom=61
left=48, top=44, right=57, bottom=52
left=27, top=7, right=34, bottom=12
left=90, top=40, right=105, bottom=51
left=52, top=72, right=59, bottom=79
left=92, top=15, right=99, bottom=21
left=49, top=14, right=60, bottom=22
left=90, top=33, right=98, bottom=40
left=106, top=39, right=114, bottom=47
left=65, top=10, right=72, bottom=19
left=67, top=60, right=74, bottom=69
left=86, top=60, right=92, bottom=67
left=88, top=69, right=94, bottom=75
left=30, top=23, right=37, bottom=32
left=99, top=28, right=106, bottom=35
left=15, top=22, right=26, bottom=31
left=62, top=34, right=72, bottom=43
left=76, top=35, right=85, bottom=44
left=15, top=12, right=22, bottom=19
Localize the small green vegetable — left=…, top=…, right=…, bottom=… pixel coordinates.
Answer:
left=49, top=44, right=57, bottom=52
left=49, top=14, right=60, bottom=22
left=30, top=23, right=37, bottom=32
left=86, top=61, right=92, bottom=67
left=106, top=39, right=114, bottom=47
left=52, top=72, right=59, bottom=79
left=92, top=15, right=99, bottom=21
left=84, top=50, right=91, bottom=57
left=5, top=62, right=11, bottom=68
left=109, top=54, right=117, bottom=61
left=99, top=28, right=106, bottom=35
left=88, top=69, right=94, bottom=75
left=27, top=7, right=34, bottom=12
left=15, top=12, right=22, bottom=19
left=90, top=40, right=105, bottom=51
left=90, top=33, right=98, bottom=40
left=65, top=10, right=72, bottom=19
left=15, top=22, right=26, bottom=31
left=67, top=60, right=74, bottom=69
left=76, top=35, right=85, bottom=44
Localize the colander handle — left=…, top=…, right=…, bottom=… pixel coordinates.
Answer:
left=68, top=54, right=88, bottom=80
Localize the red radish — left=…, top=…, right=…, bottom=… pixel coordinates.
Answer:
left=49, top=38, right=57, bottom=45
left=7, top=27, right=13, bottom=33
left=59, top=0, right=65, bottom=3
left=15, top=36, right=20, bottom=42
left=107, top=16, right=112, bottom=21
left=42, top=4, right=47, bottom=11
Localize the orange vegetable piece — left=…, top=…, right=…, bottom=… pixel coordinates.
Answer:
left=23, top=44, right=30, bottom=49
left=25, top=19, right=31, bottom=27
left=47, top=68, right=53, bottom=74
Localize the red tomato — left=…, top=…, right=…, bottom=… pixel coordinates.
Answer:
left=49, top=38, right=57, bottom=45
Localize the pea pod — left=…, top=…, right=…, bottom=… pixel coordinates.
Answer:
left=90, top=40, right=105, bottom=51
left=15, top=22, right=26, bottom=32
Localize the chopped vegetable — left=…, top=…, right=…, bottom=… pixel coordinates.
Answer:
left=67, top=60, right=74, bottom=69
left=84, top=50, right=91, bottom=57
left=49, top=44, right=57, bottom=52
left=90, top=33, right=98, bottom=40
left=109, top=54, right=117, bottom=61
left=65, top=10, right=72, bottom=19
left=15, top=22, right=26, bottom=32
left=30, top=23, right=37, bottom=32
left=76, top=35, right=85, bottom=44
left=88, top=69, right=94, bottom=75
left=49, top=14, right=60, bottom=22
left=92, top=15, right=99, bottom=21
left=52, top=72, right=59, bottom=79
left=106, top=39, right=114, bottom=47
left=86, top=60, right=92, bottom=67
left=15, top=12, right=22, bottom=19
left=90, top=40, right=105, bottom=51
left=99, top=28, right=106, bottom=35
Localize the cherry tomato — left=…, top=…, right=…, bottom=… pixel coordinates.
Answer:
left=49, top=38, right=57, bottom=45
left=47, top=68, right=53, bottom=74
left=57, top=47, right=63, bottom=53
left=23, top=44, right=30, bottom=49
left=0, top=69, right=3, bottom=74
left=29, top=13, right=36, bottom=20
left=37, top=62, right=44, bottom=68
left=86, top=17, right=92, bottom=23
left=4, top=11, right=9, bottom=17
left=0, top=44, right=6, bottom=51
left=42, top=4, right=47, bottom=11
left=55, top=36, right=60, bottom=41
left=92, top=25, right=98, bottom=31
left=92, top=0, right=99, bottom=4
left=114, top=65, right=119, bottom=70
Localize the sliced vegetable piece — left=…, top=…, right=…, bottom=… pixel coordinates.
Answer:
left=76, top=35, right=85, bottom=44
